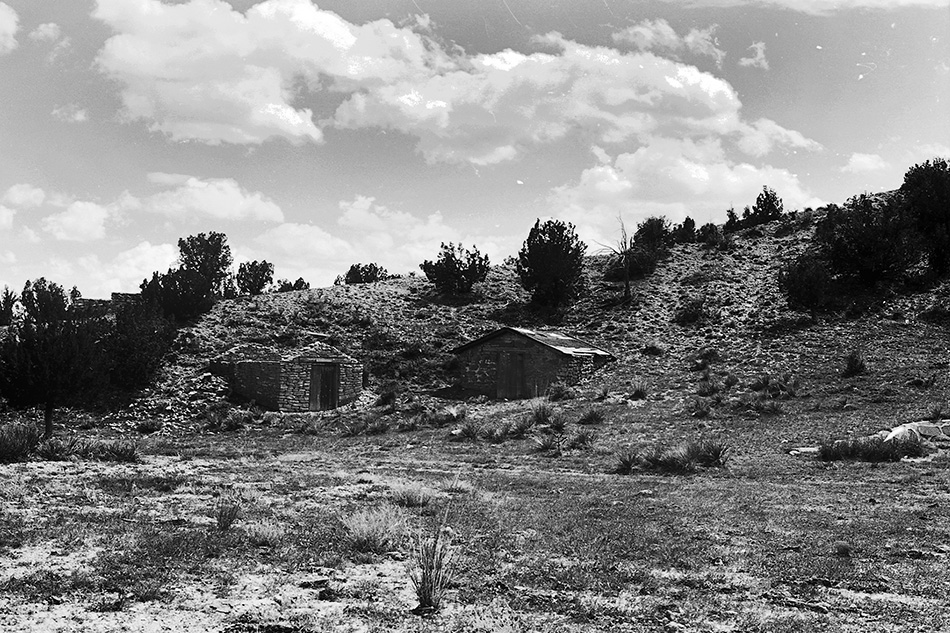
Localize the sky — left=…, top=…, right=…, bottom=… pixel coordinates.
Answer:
left=0, top=0, right=948, bottom=298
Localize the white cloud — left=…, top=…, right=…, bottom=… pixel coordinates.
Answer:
left=3, top=183, right=46, bottom=208
left=51, top=105, right=88, bottom=123
left=28, top=22, right=60, bottom=42
left=612, top=19, right=726, bottom=67
left=336, top=34, right=815, bottom=163
left=141, top=175, right=284, bottom=222
left=42, top=201, right=112, bottom=241
left=842, top=152, right=890, bottom=173
left=737, top=118, right=822, bottom=157
left=72, top=241, right=179, bottom=296
left=739, top=42, right=769, bottom=70
left=0, top=250, right=14, bottom=265
left=552, top=137, right=824, bottom=246
left=0, top=205, right=15, bottom=229
left=92, top=0, right=449, bottom=145
left=92, top=1, right=815, bottom=164
left=654, top=0, right=948, bottom=14
left=0, top=2, right=18, bottom=55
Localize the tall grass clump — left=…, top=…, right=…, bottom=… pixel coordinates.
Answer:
left=391, top=482, right=437, bottom=508
left=818, top=436, right=926, bottom=463
left=342, top=506, right=406, bottom=554
left=409, top=515, right=457, bottom=614
left=0, top=424, right=42, bottom=463
left=640, top=446, right=698, bottom=475
left=577, top=407, right=605, bottom=426
left=529, top=400, right=554, bottom=426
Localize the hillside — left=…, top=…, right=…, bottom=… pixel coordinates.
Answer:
left=139, top=216, right=950, bottom=433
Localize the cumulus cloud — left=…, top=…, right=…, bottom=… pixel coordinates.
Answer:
left=42, top=201, right=112, bottom=241
left=93, top=0, right=449, bottom=145
left=552, top=137, right=824, bottom=246
left=0, top=2, right=18, bottom=55
left=51, top=105, right=88, bottom=123
left=739, top=42, right=769, bottom=70
left=92, top=0, right=814, bottom=163
left=3, top=183, right=46, bottom=208
left=654, top=0, right=948, bottom=13
left=612, top=19, right=726, bottom=67
left=141, top=174, right=284, bottom=222
left=71, top=241, right=179, bottom=296
left=737, top=118, right=822, bottom=156
left=842, top=152, right=890, bottom=173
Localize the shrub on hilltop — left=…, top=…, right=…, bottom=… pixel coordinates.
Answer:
left=516, top=219, right=587, bottom=311
left=420, top=243, right=490, bottom=295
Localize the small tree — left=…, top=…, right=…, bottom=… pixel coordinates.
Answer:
left=750, top=186, right=784, bottom=225
left=0, top=286, right=16, bottom=326
left=516, top=219, right=587, bottom=310
left=420, top=243, right=490, bottom=295
left=276, top=277, right=310, bottom=292
left=178, top=232, right=233, bottom=297
left=778, top=252, right=832, bottom=311
left=108, top=300, right=175, bottom=390
left=672, top=217, right=696, bottom=244
left=0, top=279, right=108, bottom=437
left=901, top=157, right=950, bottom=275
left=344, top=263, right=390, bottom=284
left=237, top=260, right=274, bottom=295
left=140, top=267, right=215, bottom=322
left=633, top=216, right=671, bottom=251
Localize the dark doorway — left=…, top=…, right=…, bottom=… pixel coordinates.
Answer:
left=309, top=363, right=339, bottom=411
left=496, top=352, right=525, bottom=399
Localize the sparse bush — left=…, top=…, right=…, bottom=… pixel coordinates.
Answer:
left=901, top=157, right=950, bottom=274
left=814, top=195, right=919, bottom=284
left=452, top=418, right=480, bottom=442
left=546, top=381, right=575, bottom=401
left=35, top=436, right=87, bottom=461
left=365, top=415, right=391, bottom=436
left=818, top=435, right=926, bottom=463
left=779, top=252, right=833, bottom=311
left=569, top=428, right=596, bottom=450
left=673, top=295, right=709, bottom=325
left=214, top=496, right=241, bottom=531
left=275, top=277, right=309, bottom=292
left=629, top=381, right=649, bottom=400
left=509, top=416, right=535, bottom=439
left=88, top=439, right=139, bottom=462
left=338, top=418, right=368, bottom=437
left=420, top=243, right=490, bottom=295
left=343, top=262, right=390, bottom=284
left=611, top=450, right=639, bottom=475
left=0, top=423, right=42, bottom=463
left=391, top=482, right=437, bottom=508
left=687, top=398, right=712, bottom=418
left=842, top=351, right=867, bottom=378
left=483, top=423, right=511, bottom=444
left=342, top=506, right=406, bottom=554
left=577, top=407, right=605, bottom=426
left=529, top=400, right=554, bottom=427
left=640, top=446, right=698, bottom=475
left=244, top=520, right=285, bottom=547
left=430, top=405, right=467, bottom=427
left=696, top=378, right=719, bottom=397
left=135, top=419, right=163, bottom=434
left=684, top=439, right=730, bottom=467
left=409, top=518, right=457, bottom=613
left=532, top=433, right=560, bottom=454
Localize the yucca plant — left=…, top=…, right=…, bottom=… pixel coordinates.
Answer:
left=409, top=513, right=457, bottom=614
left=611, top=450, right=639, bottom=475
left=214, top=496, right=242, bottom=531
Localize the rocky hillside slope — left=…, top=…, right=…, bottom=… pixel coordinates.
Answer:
left=136, top=217, right=950, bottom=430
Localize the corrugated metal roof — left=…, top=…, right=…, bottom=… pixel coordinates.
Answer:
left=452, top=326, right=615, bottom=358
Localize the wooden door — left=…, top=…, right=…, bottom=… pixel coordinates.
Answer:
left=309, top=363, right=339, bottom=411
left=496, top=352, right=525, bottom=399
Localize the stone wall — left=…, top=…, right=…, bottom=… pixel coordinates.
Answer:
left=233, top=361, right=281, bottom=410
left=277, top=359, right=363, bottom=412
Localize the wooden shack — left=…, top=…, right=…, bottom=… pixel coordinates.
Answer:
left=211, top=342, right=362, bottom=412
left=452, top=327, right=614, bottom=399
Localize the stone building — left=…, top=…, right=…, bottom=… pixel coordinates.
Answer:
left=211, top=342, right=362, bottom=412
left=452, top=327, right=615, bottom=399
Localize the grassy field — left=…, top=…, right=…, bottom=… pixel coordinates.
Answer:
left=2, top=391, right=949, bottom=632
